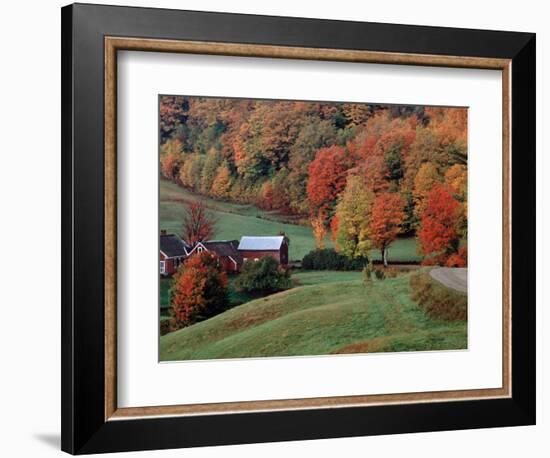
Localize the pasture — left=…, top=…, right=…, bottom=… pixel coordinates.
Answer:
left=160, top=271, right=467, bottom=361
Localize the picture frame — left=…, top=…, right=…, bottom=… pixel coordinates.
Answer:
left=61, top=3, right=536, bottom=454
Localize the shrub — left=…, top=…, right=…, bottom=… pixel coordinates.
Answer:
left=171, top=252, right=229, bottom=329
left=446, top=246, right=468, bottom=267
left=235, top=257, right=291, bottom=294
left=362, top=264, right=372, bottom=284
left=301, top=248, right=369, bottom=271
left=409, top=271, right=467, bottom=321
left=160, top=318, right=172, bottom=336
left=384, top=266, right=398, bottom=278
left=373, top=268, right=385, bottom=280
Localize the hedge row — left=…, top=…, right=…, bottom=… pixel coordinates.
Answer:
left=409, top=271, right=467, bottom=321
left=302, top=248, right=369, bottom=271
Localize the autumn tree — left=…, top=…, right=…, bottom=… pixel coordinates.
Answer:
left=269, top=168, right=291, bottom=211
left=259, top=181, right=275, bottom=210
left=179, top=153, right=204, bottom=190
left=446, top=246, right=468, bottom=267
left=330, top=215, right=340, bottom=246
left=158, top=95, right=468, bottom=247
left=211, top=162, right=233, bottom=199
left=358, top=155, right=390, bottom=193
left=311, top=213, right=328, bottom=248
left=159, top=96, right=189, bottom=143
left=384, top=145, right=404, bottom=185
left=413, top=162, right=441, bottom=218
left=445, top=164, right=468, bottom=238
left=171, top=252, right=229, bottom=328
left=181, top=200, right=217, bottom=246
left=307, top=145, right=351, bottom=218
left=369, top=193, right=405, bottom=266
left=286, top=118, right=337, bottom=214
left=160, top=138, right=183, bottom=180
left=342, top=103, right=376, bottom=127
left=199, top=148, right=223, bottom=194
left=232, top=120, right=270, bottom=180
left=418, top=184, right=461, bottom=264
left=335, top=175, right=374, bottom=258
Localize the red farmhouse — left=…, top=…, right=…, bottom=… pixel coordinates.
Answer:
left=238, top=236, right=288, bottom=265
left=159, top=232, right=189, bottom=276
left=187, top=240, right=243, bottom=274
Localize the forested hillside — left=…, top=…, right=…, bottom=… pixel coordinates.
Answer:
left=160, top=96, right=468, bottom=265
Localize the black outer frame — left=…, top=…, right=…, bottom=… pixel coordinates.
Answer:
left=61, top=3, right=536, bottom=454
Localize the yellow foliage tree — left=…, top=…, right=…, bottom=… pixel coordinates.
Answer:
left=311, top=213, right=327, bottom=248
left=413, top=162, right=441, bottom=217
left=445, top=163, right=468, bottom=237
left=211, top=162, right=232, bottom=199
left=335, top=175, right=374, bottom=258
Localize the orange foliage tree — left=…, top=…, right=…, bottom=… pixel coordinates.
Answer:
left=181, top=200, right=217, bottom=245
left=446, top=246, right=468, bottom=267
left=306, top=145, right=351, bottom=218
left=369, top=193, right=405, bottom=266
left=418, top=184, right=461, bottom=264
left=171, top=252, right=229, bottom=329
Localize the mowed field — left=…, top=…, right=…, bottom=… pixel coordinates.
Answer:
left=160, top=178, right=422, bottom=262
left=160, top=271, right=467, bottom=360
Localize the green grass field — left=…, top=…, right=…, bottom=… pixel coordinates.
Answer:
left=159, top=269, right=416, bottom=313
left=160, top=271, right=466, bottom=361
left=160, top=178, right=422, bottom=262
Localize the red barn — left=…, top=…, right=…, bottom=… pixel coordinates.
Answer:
left=159, top=233, right=189, bottom=276
left=186, top=240, right=243, bottom=274
left=238, top=236, right=289, bottom=265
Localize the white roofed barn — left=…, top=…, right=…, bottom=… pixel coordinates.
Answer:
left=237, top=236, right=288, bottom=265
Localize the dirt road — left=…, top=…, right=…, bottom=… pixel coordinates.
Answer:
left=430, top=267, right=468, bottom=293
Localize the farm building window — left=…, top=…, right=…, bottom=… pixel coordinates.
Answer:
left=160, top=261, right=165, bottom=274
left=197, top=246, right=203, bottom=253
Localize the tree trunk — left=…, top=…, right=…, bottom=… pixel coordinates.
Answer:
left=382, top=248, right=388, bottom=267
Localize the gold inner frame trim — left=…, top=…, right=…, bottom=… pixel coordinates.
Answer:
left=104, top=36, right=512, bottom=421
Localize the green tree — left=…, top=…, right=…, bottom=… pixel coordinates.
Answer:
left=235, top=257, right=291, bottom=294
left=384, top=145, right=404, bottom=183
left=200, top=148, right=223, bottom=194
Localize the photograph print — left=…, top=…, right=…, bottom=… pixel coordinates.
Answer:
left=158, top=95, right=468, bottom=362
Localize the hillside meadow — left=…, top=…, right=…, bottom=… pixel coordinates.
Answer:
left=160, top=271, right=467, bottom=360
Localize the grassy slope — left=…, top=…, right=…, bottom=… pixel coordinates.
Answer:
left=160, top=179, right=422, bottom=262
left=160, top=272, right=466, bottom=361
left=161, top=270, right=365, bottom=312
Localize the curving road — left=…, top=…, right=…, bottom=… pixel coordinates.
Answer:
left=430, top=267, right=468, bottom=293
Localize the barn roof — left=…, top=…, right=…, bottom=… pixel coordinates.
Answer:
left=203, top=240, right=242, bottom=263
left=160, top=234, right=189, bottom=258
left=238, top=236, right=285, bottom=251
